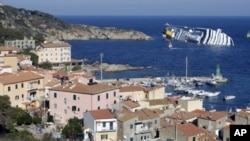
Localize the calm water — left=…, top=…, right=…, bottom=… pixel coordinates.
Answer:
left=58, top=16, right=250, bottom=111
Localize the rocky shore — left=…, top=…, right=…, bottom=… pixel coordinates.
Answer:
left=82, top=62, right=144, bottom=74
left=0, top=5, right=152, bottom=41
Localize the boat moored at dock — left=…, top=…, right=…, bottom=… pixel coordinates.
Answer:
left=223, top=95, right=236, bottom=100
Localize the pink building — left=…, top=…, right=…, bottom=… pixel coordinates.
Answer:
left=49, top=81, right=119, bottom=124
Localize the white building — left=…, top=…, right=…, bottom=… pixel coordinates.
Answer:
left=32, top=41, right=71, bottom=69
left=4, top=38, right=35, bottom=50
left=83, top=109, right=117, bottom=141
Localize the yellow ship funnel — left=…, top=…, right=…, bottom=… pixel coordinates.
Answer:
left=166, top=30, right=173, bottom=37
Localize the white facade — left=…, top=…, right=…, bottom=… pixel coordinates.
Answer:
left=4, top=38, right=35, bottom=50
left=0, top=66, right=12, bottom=74
left=34, top=42, right=71, bottom=64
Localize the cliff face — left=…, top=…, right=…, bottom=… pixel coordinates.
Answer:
left=0, top=5, right=152, bottom=41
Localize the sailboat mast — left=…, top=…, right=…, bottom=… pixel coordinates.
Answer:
left=186, top=56, right=188, bottom=82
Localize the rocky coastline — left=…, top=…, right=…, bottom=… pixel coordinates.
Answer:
left=0, top=5, right=152, bottom=42
left=82, top=62, right=144, bottom=74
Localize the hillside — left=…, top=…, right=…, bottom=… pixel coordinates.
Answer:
left=0, top=5, right=152, bottom=43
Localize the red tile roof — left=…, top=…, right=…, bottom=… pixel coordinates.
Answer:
left=0, top=46, right=20, bottom=52
left=50, top=82, right=118, bottom=95
left=177, top=123, right=205, bottom=136
left=119, top=85, right=144, bottom=92
left=41, top=42, right=71, bottom=48
left=89, top=109, right=115, bottom=119
left=0, top=71, right=43, bottom=84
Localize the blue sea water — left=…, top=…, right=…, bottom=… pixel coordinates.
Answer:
left=57, top=16, right=250, bottom=111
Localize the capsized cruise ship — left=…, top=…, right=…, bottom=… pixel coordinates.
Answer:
left=162, top=23, right=234, bottom=46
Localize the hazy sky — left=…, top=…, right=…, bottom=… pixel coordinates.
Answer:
left=1, top=0, right=250, bottom=16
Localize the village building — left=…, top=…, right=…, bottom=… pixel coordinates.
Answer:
left=192, top=109, right=228, bottom=137
left=4, top=37, right=36, bottom=50
left=83, top=109, right=117, bottom=141
left=0, top=71, right=44, bottom=109
left=117, top=107, right=161, bottom=141
left=49, top=79, right=119, bottom=124
left=178, top=96, right=203, bottom=112
left=0, top=46, right=20, bottom=73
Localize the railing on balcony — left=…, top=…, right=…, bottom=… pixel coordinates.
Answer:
left=135, top=127, right=153, bottom=134
left=27, top=96, right=36, bottom=101
left=28, top=84, right=37, bottom=90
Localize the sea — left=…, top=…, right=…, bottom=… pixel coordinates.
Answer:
left=57, top=15, right=250, bottom=111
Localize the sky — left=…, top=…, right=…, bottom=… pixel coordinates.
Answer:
left=1, top=0, right=250, bottom=16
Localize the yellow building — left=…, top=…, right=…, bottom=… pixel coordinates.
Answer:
left=178, top=97, right=203, bottom=112
left=0, top=71, right=44, bottom=109
left=0, top=46, right=20, bottom=73
left=33, top=42, right=71, bottom=69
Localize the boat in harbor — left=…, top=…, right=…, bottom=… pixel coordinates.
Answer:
left=162, top=23, right=234, bottom=46
left=247, top=31, right=250, bottom=38
left=223, top=95, right=236, bottom=100
left=205, top=91, right=220, bottom=97
left=168, top=41, right=173, bottom=49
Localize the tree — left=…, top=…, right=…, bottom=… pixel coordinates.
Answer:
left=63, top=62, right=70, bottom=72
left=62, top=117, right=83, bottom=140
left=19, top=51, right=39, bottom=66
left=0, top=95, right=11, bottom=132
left=72, top=65, right=82, bottom=71
left=40, top=61, right=53, bottom=70
left=0, top=95, right=25, bottom=133
left=16, top=113, right=32, bottom=126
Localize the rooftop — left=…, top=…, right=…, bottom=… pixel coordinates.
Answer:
left=89, top=109, right=115, bottom=120
left=0, top=71, right=44, bottom=85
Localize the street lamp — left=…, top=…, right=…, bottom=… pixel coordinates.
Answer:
left=42, top=95, right=48, bottom=125
left=100, top=53, right=104, bottom=81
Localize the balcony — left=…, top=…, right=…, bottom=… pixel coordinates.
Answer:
left=27, top=96, right=37, bottom=101
left=135, top=127, right=153, bottom=134
left=28, top=84, right=38, bottom=91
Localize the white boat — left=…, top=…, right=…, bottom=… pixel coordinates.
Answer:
left=205, top=91, right=220, bottom=97
left=165, top=92, right=173, bottom=96
left=196, top=90, right=209, bottom=97
left=246, top=31, right=250, bottom=38
left=206, top=79, right=217, bottom=86
left=223, top=95, right=236, bottom=100
left=168, top=42, right=173, bottom=49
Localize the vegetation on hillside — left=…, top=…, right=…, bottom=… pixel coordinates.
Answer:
left=0, top=23, right=23, bottom=45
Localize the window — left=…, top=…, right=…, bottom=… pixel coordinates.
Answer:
left=130, top=124, right=133, bottom=129
left=106, top=93, right=109, bottom=99
left=192, top=137, right=196, bottom=141
left=15, top=95, right=19, bottom=100
left=130, top=137, right=133, bottom=141
left=114, top=91, right=116, bottom=97
left=73, top=95, right=76, bottom=100
left=97, top=95, right=100, bottom=101
left=15, top=84, right=18, bottom=89
left=64, top=98, right=67, bottom=104
left=64, top=109, right=67, bottom=114
left=101, top=134, right=108, bottom=140
left=103, top=122, right=106, bottom=127
left=54, top=92, right=57, bottom=98
left=38, top=80, right=40, bottom=85
left=21, top=94, right=24, bottom=99
left=8, top=86, right=11, bottom=91
left=72, top=106, right=76, bottom=111
left=155, top=120, right=157, bottom=124
left=77, top=108, right=80, bottom=111
left=110, top=122, right=114, bottom=130
left=98, top=106, right=100, bottom=110
left=21, top=83, right=24, bottom=88
left=54, top=103, right=57, bottom=109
